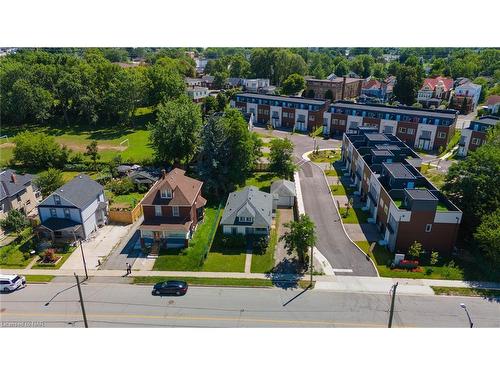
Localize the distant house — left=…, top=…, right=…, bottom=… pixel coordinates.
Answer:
left=129, top=170, right=159, bottom=188
left=0, top=169, right=40, bottom=236
left=37, top=175, right=108, bottom=241
left=417, top=76, right=454, bottom=108
left=485, top=95, right=500, bottom=115
left=271, top=180, right=296, bottom=208
left=243, top=78, right=274, bottom=93
left=139, top=168, right=206, bottom=250
left=187, top=86, right=209, bottom=102
left=457, top=116, right=499, bottom=156
left=361, top=78, right=393, bottom=102
left=220, top=186, right=273, bottom=236
left=226, top=77, right=244, bottom=89
left=450, top=82, right=482, bottom=114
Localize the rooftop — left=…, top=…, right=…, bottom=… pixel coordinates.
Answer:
left=331, top=101, right=458, bottom=119
left=383, top=162, right=416, bottom=180
left=235, top=92, right=327, bottom=106
left=405, top=189, right=438, bottom=201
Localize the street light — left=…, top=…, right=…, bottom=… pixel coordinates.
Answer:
left=460, top=303, right=474, bottom=328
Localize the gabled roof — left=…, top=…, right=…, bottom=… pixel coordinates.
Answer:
left=141, top=168, right=203, bottom=206
left=39, top=174, right=104, bottom=210
left=362, top=79, right=382, bottom=90
left=421, top=76, right=453, bottom=92
left=220, top=186, right=273, bottom=227
left=456, top=82, right=481, bottom=91
left=0, top=169, right=34, bottom=201
left=270, top=180, right=296, bottom=197
left=485, top=95, right=500, bottom=106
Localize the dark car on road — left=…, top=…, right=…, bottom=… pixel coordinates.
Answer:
left=152, top=280, right=188, bottom=296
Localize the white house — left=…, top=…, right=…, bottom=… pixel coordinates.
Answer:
left=270, top=180, right=296, bottom=208
left=37, top=175, right=108, bottom=241
left=454, top=82, right=482, bottom=109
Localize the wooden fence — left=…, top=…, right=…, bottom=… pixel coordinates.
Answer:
left=108, top=201, right=143, bottom=224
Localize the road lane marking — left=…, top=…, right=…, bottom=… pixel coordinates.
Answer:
left=332, top=269, right=353, bottom=273
left=0, top=311, right=386, bottom=327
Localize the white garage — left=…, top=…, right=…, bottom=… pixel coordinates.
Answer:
left=271, top=180, right=296, bottom=208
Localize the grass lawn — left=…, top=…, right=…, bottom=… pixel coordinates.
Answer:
left=31, top=246, right=76, bottom=270
left=61, top=171, right=100, bottom=183
left=338, top=207, right=370, bottom=224
left=241, top=172, right=281, bottom=193
left=0, top=237, right=37, bottom=269
left=106, top=191, right=144, bottom=210
left=355, top=241, right=392, bottom=266
left=202, top=227, right=247, bottom=272
left=133, top=276, right=273, bottom=287
left=24, top=275, right=55, bottom=283
left=251, top=211, right=280, bottom=273
left=324, top=169, right=338, bottom=177
left=152, top=207, right=222, bottom=271
left=330, top=183, right=351, bottom=196
left=430, top=286, right=500, bottom=298
left=309, top=150, right=341, bottom=163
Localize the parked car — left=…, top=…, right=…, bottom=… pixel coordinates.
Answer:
left=152, top=280, right=188, bottom=296
left=0, top=274, right=26, bottom=293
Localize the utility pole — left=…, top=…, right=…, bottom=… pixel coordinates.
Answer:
left=74, top=273, right=89, bottom=328
left=79, top=239, right=88, bottom=280
left=388, top=282, right=398, bottom=328
left=310, top=246, right=314, bottom=287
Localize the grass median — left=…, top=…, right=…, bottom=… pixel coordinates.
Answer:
left=133, top=276, right=273, bottom=288
left=431, top=286, right=500, bottom=298
left=24, top=275, right=55, bottom=283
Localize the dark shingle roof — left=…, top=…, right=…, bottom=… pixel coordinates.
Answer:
left=0, top=169, right=34, bottom=200
left=220, top=186, right=273, bottom=227
left=39, top=174, right=104, bottom=209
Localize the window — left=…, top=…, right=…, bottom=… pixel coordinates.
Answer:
left=425, top=224, right=432, bottom=233
left=472, top=138, right=481, bottom=145
left=26, top=200, right=31, bottom=206
left=54, top=195, right=61, bottom=205
left=407, top=128, right=415, bottom=135
left=399, top=127, right=406, bottom=134
left=438, top=131, right=446, bottom=139
left=155, top=206, right=162, bottom=217
left=332, top=119, right=339, bottom=125
left=161, top=189, right=172, bottom=199
left=384, top=205, right=388, bottom=214
left=64, top=208, right=70, bottom=219
left=339, top=120, right=346, bottom=126
left=239, top=216, right=253, bottom=223
left=50, top=208, right=57, bottom=218
left=172, top=206, right=179, bottom=217
left=308, top=115, right=315, bottom=121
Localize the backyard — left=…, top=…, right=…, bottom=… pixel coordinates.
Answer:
left=240, top=172, right=281, bottom=193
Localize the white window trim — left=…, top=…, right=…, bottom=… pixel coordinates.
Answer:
left=425, top=224, right=432, bottom=233
left=407, top=128, right=415, bottom=135
left=172, top=206, right=179, bottom=217
left=155, top=205, right=162, bottom=217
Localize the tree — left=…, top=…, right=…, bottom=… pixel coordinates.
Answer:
left=149, top=95, right=202, bottom=166
left=85, top=140, right=101, bottom=170
left=146, top=64, right=185, bottom=106
left=408, top=241, right=423, bottom=260
left=280, top=214, right=316, bottom=265
left=202, top=95, right=218, bottom=116
left=13, top=131, right=70, bottom=169
left=372, top=63, right=387, bottom=79
left=281, top=73, right=306, bottom=95
left=0, top=209, right=30, bottom=234
left=474, top=209, right=500, bottom=267
left=269, top=138, right=295, bottom=179
left=214, top=71, right=229, bottom=89
left=35, top=168, right=64, bottom=198
left=334, top=59, right=349, bottom=77
left=229, top=54, right=251, bottom=78
left=393, top=65, right=421, bottom=106
left=197, top=109, right=261, bottom=197
left=324, top=89, right=333, bottom=100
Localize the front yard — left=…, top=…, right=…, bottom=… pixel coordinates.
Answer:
left=0, top=229, right=37, bottom=269
left=251, top=211, right=280, bottom=273
left=202, top=229, right=247, bottom=272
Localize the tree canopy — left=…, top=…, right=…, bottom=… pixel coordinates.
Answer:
left=269, top=138, right=295, bottom=179
left=281, top=73, right=306, bottom=95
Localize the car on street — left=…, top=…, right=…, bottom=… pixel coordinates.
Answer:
left=152, top=280, right=188, bottom=296
left=0, top=274, right=26, bottom=293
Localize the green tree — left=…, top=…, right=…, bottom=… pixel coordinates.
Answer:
left=408, top=241, right=423, bottom=260
left=269, top=138, right=295, bottom=179
left=202, top=95, right=218, bottom=116
left=334, top=59, right=349, bottom=77
left=148, top=95, right=202, bottom=166
left=13, top=131, right=70, bottom=169
left=35, top=168, right=64, bottom=198
left=229, top=54, right=251, bottom=78
left=85, top=140, right=101, bottom=170
left=281, top=73, right=306, bottom=95
left=214, top=71, right=229, bottom=89
left=146, top=64, right=185, bottom=106
left=474, top=209, right=500, bottom=267
left=280, top=214, right=317, bottom=265
left=350, top=54, right=375, bottom=78
left=393, top=65, right=421, bottom=105
left=0, top=209, right=30, bottom=234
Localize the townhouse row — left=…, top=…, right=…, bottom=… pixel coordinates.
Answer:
left=232, top=93, right=459, bottom=151
left=341, top=131, right=462, bottom=255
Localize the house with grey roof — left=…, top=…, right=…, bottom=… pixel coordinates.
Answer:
left=0, top=169, right=41, bottom=236
left=37, top=174, right=108, bottom=241
left=270, top=179, right=296, bottom=208
left=220, top=186, right=273, bottom=236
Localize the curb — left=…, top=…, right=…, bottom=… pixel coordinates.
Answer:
left=306, top=148, right=380, bottom=277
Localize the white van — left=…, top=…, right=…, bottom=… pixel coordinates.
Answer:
left=0, top=274, right=26, bottom=292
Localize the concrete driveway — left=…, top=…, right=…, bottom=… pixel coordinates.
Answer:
left=60, top=224, right=133, bottom=271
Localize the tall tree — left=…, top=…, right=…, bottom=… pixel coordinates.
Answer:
left=13, top=131, right=70, bottom=169
left=280, top=214, right=316, bottom=265
left=148, top=95, right=202, bottom=166
left=334, top=59, right=349, bottom=77
left=269, top=138, right=295, bottom=179
left=474, top=209, right=500, bottom=268
left=229, top=54, right=251, bottom=78
left=281, top=73, right=306, bottom=95
left=393, top=65, right=421, bottom=106
left=85, top=140, right=101, bottom=170
left=35, top=168, right=64, bottom=198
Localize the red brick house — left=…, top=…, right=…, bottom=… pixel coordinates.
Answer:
left=139, top=168, right=206, bottom=251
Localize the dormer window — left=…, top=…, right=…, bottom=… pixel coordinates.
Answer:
left=161, top=188, right=172, bottom=199
left=239, top=216, right=253, bottom=223
left=54, top=195, right=61, bottom=205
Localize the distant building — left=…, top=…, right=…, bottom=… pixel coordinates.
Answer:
left=457, top=116, right=499, bottom=156
left=243, top=78, right=274, bottom=94
left=187, top=86, right=209, bottom=102
left=194, top=57, right=209, bottom=73
left=270, top=180, right=296, bottom=208
left=417, top=76, right=454, bottom=108
left=485, top=95, right=500, bottom=115
left=450, top=82, right=482, bottom=114
left=361, top=78, right=394, bottom=102
left=305, top=77, right=363, bottom=101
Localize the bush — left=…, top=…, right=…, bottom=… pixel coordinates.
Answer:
left=0, top=209, right=30, bottom=233
left=106, top=178, right=135, bottom=195
left=252, top=236, right=269, bottom=254
left=41, top=248, right=57, bottom=263
left=69, top=152, right=85, bottom=164
left=221, top=234, right=246, bottom=249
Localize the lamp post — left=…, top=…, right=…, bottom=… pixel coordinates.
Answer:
left=460, top=303, right=474, bottom=328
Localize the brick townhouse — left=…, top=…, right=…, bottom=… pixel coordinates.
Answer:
left=323, top=101, right=458, bottom=151
left=231, top=93, right=329, bottom=132
left=341, top=131, right=462, bottom=255
left=457, top=116, right=499, bottom=157
left=305, top=76, right=363, bottom=101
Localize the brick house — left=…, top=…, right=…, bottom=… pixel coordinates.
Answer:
left=457, top=116, right=499, bottom=157
left=139, top=168, right=206, bottom=251
left=417, top=76, right=454, bottom=108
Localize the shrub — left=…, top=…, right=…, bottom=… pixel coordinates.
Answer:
left=252, top=236, right=269, bottom=254
left=41, top=248, right=57, bottom=263
left=106, top=178, right=135, bottom=195
left=221, top=234, right=246, bottom=249
left=69, top=152, right=85, bottom=164
left=0, top=209, right=30, bottom=233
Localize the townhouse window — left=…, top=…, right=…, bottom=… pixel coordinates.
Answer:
left=399, top=127, right=407, bottom=134
left=64, top=208, right=70, bottom=219
left=332, top=119, right=339, bottom=125
left=0, top=203, right=3, bottom=213
left=438, top=131, right=447, bottom=139
left=308, top=115, right=315, bottom=121
left=472, top=138, right=481, bottom=145
left=384, top=205, right=388, bottom=214
left=155, top=205, right=162, bottom=217
left=340, top=120, right=346, bottom=126
left=407, top=128, right=415, bottom=135
left=172, top=206, right=179, bottom=217
left=54, top=194, right=61, bottom=205
left=425, top=224, right=432, bottom=233
left=16, top=194, right=22, bottom=202
left=50, top=208, right=57, bottom=218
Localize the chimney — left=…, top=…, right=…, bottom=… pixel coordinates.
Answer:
left=161, top=169, right=167, bottom=179
left=10, top=173, right=16, bottom=184
left=341, top=76, right=346, bottom=100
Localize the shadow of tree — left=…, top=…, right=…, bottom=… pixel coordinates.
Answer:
left=266, top=258, right=304, bottom=289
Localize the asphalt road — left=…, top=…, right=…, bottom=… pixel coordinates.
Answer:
left=1, top=283, right=498, bottom=328
left=253, top=127, right=377, bottom=276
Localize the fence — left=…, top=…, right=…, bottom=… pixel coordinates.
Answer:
left=198, top=203, right=223, bottom=268
left=108, top=201, right=143, bottom=224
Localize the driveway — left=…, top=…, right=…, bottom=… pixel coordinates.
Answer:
left=60, top=224, right=133, bottom=271
left=253, top=126, right=377, bottom=276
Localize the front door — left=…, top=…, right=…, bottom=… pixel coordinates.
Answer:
left=153, top=231, right=161, bottom=241
left=418, top=138, right=430, bottom=150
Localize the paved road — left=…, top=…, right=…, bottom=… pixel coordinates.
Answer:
left=253, top=127, right=377, bottom=276
left=1, top=283, right=498, bottom=327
